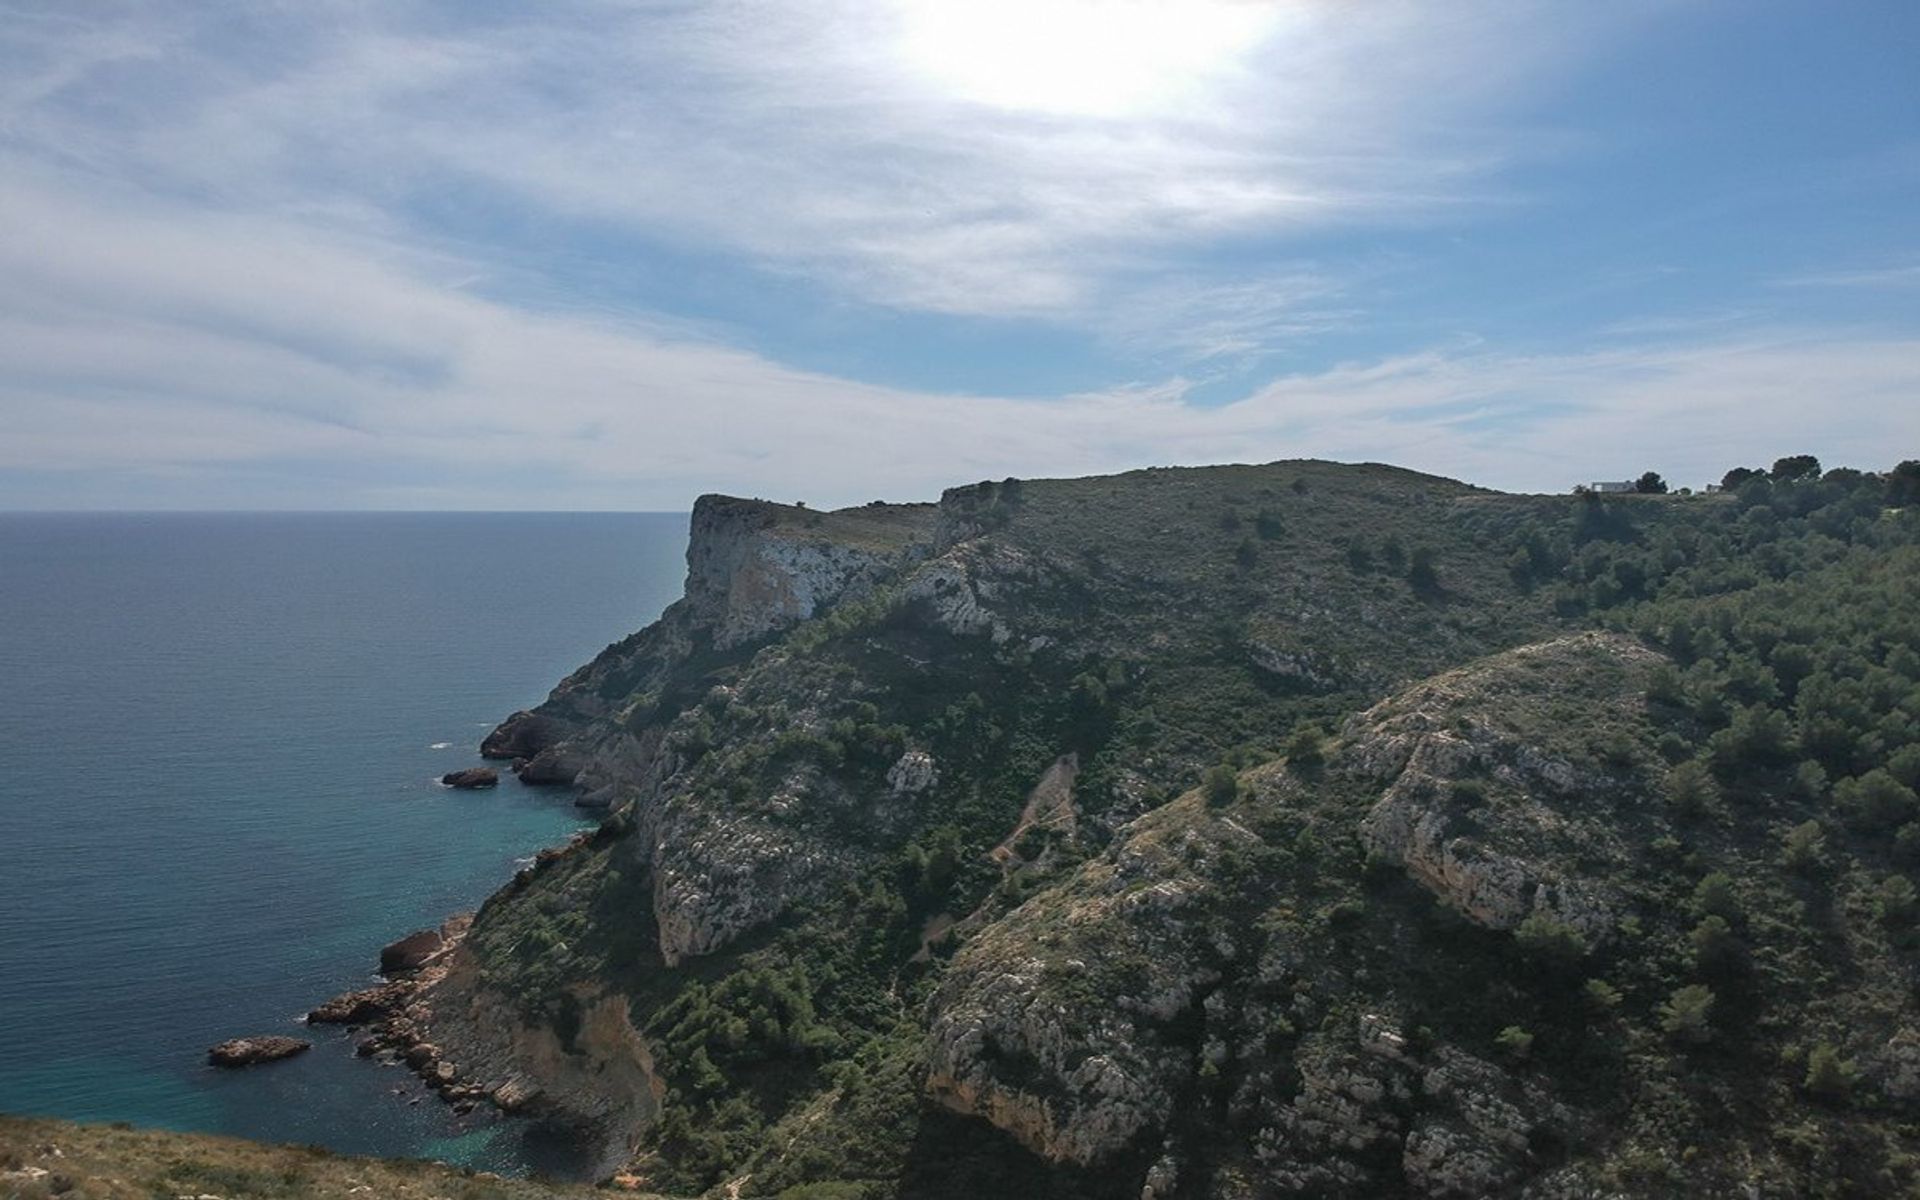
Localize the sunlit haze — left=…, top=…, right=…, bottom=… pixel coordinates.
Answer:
left=0, top=1, right=1915, bottom=509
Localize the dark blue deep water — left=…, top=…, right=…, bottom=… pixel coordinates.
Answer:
left=0, top=512, right=686, bottom=1173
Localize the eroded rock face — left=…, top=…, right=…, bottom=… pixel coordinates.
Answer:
left=380, top=927, right=450, bottom=976
left=886, top=749, right=938, bottom=797
left=684, top=496, right=932, bottom=650
left=1250, top=1030, right=1564, bottom=1199
left=926, top=794, right=1245, bottom=1166
left=900, top=541, right=1033, bottom=643
left=420, top=952, right=666, bottom=1178
left=647, top=776, right=859, bottom=967
left=481, top=710, right=569, bottom=762
left=1346, top=633, right=1662, bottom=940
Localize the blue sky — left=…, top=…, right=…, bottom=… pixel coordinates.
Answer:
left=2, top=0, right=1916, bottom=509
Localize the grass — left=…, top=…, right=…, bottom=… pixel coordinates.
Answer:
left=0, top=1115, right=664, bottom=1200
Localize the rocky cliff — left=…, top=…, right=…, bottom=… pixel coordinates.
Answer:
left=383, top=460, right=1920, bottom=1198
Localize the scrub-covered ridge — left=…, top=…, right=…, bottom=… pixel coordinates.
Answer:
left=341, top=457, right=1920, bottom=1198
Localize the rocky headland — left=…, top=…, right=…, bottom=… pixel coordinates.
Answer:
left=300, top=460, right=1920, bottom=1197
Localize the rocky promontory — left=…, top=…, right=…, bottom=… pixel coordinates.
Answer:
left=313, top=461, right=1920, bottom=1197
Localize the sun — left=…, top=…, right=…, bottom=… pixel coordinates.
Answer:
left=893, top=0, right=1280, bottom=118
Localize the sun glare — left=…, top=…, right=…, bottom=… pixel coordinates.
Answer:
left=894, top=0, right=1280, bottom=118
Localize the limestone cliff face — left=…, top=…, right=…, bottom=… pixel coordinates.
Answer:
left=918, top=634, right=1670, bottom=1196
left=1345, top=632, right=1663, bottom=942
left=642, top=760, right=866, bottom=967
left=925, top=789, right=1239, bottom=1165
left=481, top=494, right=936, bottom=793
left=424, top=953, right=665, bottom=1179
left=684, top=496, right=932, bottom=650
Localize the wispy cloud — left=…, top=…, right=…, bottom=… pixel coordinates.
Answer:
left=1, top=1, right=1912, bottom=511
left=3, top=169, right=1914, bottom=509
left=0, top=1, right=1645, bottom=338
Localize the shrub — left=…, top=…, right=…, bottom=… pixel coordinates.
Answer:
left=1202, top=765, right=1239, bottom=806
left=1689, top=915, right=1745, bottom=979
left=1408, top=546, right=1440, bottom=592
left=1284, top=725, right=1326, bottom=766
left=1838, top=769, right=1919, bottom=831
left=1494, top=1025, right=1535, bottom=1062
left=1781, top=820, right=1827, bottom=874
left=1514, top=911, right=1587, bottom=965
left=1692, top=872, right=1740, bottom=922
left=1584, top=978, right=1623, bottom=1013
left=1666, top=760, right=1721, bottom=822
left=1873, top=875, right=1919, bottom=929
left=1804, top=1041, right=1858, bottom=1099
left=1659, top=984, right=1716, bottom=1043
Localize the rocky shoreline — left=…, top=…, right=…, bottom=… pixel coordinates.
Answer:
left=304, top=913, right=543, bottom=1120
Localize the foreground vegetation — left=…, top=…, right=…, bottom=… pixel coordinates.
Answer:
left=0, top=1115, right=630, bottom=1200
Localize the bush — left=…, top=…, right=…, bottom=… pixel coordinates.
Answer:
left=1838, top=769, right=1919, bottom=831
left=1873, top=875, right=1919, bottom=929
left=1494, top=1025, right=1535, bottom=1061
left=1659, top=984, right=1716, bottom=1043
left=1689, top=915, right=1745, bottom=979
left=1781, top=820, right=1827, bottom=874
left=1692, top=872, right=1740, bottom=922
left=1202, top=765, right=1239, bottom=806
left=1284, top=725, right=1325, bottom=766
left=1514, top=911, right=1588, bottom=965
left=1408, top=546, right=1440, bottom=592
left=1666, top=760, right=1721, bottom=822
left=1804, top=1042, right=1858, bottom=1099
left=1584, top=978, right=1623, bottom=1013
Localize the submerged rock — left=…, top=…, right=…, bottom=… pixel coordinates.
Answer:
left=207, top=1036, right=310, bottom=1067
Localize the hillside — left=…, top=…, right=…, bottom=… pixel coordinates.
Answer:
left=310, top=458, right=1920, bottom=1197
left=0, top=1115, right=625, bottom=1200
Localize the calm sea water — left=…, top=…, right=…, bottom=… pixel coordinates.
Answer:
left=0, top=512, right=686, bottom=1174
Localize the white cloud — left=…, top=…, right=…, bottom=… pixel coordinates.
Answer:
left=3, top=170, right=1914, bottom=510
left=2, top=1, right=1912, bottom=511
left=0, top=0, right=1646, bottom=336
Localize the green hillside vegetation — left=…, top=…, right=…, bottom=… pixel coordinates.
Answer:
left=0, top=1115, right=628, bottom=1200
left=381, top=459, right=1920, bottom=1196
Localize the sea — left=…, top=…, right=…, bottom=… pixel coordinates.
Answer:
left=0, top=512, right=688, bottom=1175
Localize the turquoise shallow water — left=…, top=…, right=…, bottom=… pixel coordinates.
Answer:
left=0, top=512, right=686, bottom=1174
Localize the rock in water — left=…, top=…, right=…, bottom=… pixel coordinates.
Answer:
left=306, top=981, right=408, bottom=1025
left=380, top=928, right=446, bottom=976
left=208, top=1036, right=310, bottom=1067
left=440, top=767, right=499, bottom=789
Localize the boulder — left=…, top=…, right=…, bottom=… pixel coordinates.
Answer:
left=306, top=981, right=408, bottom=1025
left=208, top=1036, right=310, bottom=1067
left=491, top=1076, right=543, bottom=1113
left=440, top=767, right=499, bottom=789
left=380, top=928, right=446, bottom=976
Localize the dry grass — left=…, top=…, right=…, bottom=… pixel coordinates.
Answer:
left=0, top=1115, right=678, bottom=1200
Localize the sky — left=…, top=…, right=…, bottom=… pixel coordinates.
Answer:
left=2, top=1, right=1917, bottom=510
